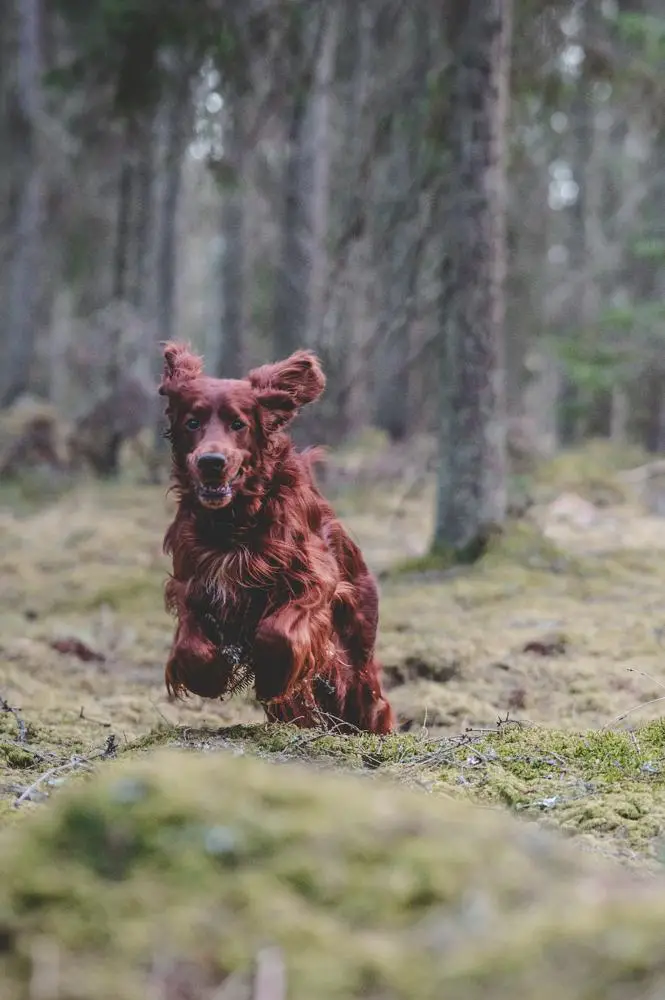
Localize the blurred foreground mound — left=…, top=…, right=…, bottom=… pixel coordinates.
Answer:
left=2, top=749, right=665, bottom=1000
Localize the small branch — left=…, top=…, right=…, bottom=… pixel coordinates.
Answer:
left=602, top=668, right=665, bottom=730
left=79, top=706, right=112, bottom=727
left=0, top=694, right=27, bottom=743
left=602, top=696, right=665, bottom=730
left=252, top=947, right=287, bottom=1000
left=626, top=666, right=665, bottom=693
left=14, top=734, right=118, bottom=808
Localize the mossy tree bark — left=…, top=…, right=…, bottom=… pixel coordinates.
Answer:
left=1, top=0, right=45, bottom=408
left=432, top=0, right=512, bottom=562
left=217, top=97, right=246, bottom=380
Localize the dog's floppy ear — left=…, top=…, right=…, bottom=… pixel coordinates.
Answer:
left=158, top=341, right=204, bottom=396
left=249, top=350, right=325, bottom=431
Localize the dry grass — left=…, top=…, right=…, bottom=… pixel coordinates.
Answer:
left=2, top=440, right=665, bottom=869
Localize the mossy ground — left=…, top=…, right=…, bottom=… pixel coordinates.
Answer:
left=4, top=748, right=665, bottom=999
left=3, top=439, right=665, bottom=871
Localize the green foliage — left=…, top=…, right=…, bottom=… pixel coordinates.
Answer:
left=631, top=237, right=665, bottom=260
left=49, top=0, right=289, bottom=116
left=551, top=294, right=665, bottom=401
left=556, top=340, right=618, bottom=393
left=618, top=12, right=665, bottom=59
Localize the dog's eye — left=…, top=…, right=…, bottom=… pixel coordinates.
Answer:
left=230, top=418, right=246, bottom=431
left=185, top=417, right=201, bottom=431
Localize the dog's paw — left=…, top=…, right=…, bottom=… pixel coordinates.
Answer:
left=166, top=634, right=232, bottom=699
left=252, top=620, right=296, bottom=701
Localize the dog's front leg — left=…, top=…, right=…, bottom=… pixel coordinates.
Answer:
left=165, top=620, right=228, bottom=698
left=164, top=579, right=237, bottom=700
left=252, top=602, right=331, bottom=707
left=165, top=614, right=239, bottom=699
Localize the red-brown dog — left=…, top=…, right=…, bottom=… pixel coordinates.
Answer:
left=159, top=342, right=395, bottom=734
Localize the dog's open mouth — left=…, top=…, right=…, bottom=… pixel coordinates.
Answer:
left=197, top=472, right=241, bottom=506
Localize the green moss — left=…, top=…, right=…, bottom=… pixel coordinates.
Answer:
left=387, top=519, right=585, bottom=579
left=3, top=750, right=665, bottom=1000
left=385, top=549, right=457, bottom=577
left=531, top=439, right=648, bottom=505
left=482, top=519, right=582, bottom=572
left=0, top=744, right=35, bottom=770
left=123, top=725, right=181, bottom=753
left=417, top=722, right=665, bottom=855
left=218, top=723, right=438, bottom=765
left=60, top=570, right=164, bottom=613
left=100, top=721, right=665, bottom=864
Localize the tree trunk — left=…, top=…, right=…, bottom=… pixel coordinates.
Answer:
left=112, top=157, right=134, bottom=305
left=217, top=99, right=246, bottom=379
left=109, top=119, right=154, bottom=389
left=148, top=59, right=193, bottom=474
left=272, top=88, right=310, bottom=359
left=272, top=4, right=336, bottom=364
left=432, top=0, right=512, bottom=561
left=153, top=74, right=190, bottom=348
left=558, top=0, right=602, bottom=446
left=324, top=1, right=373, bottom=441
left=610, top=386, right=629, bottom=445
left=374, top=4, right=429, bottom=442
left=307, top=1, right=337, bottom=349
left=1, top=0, right=45, bottom=407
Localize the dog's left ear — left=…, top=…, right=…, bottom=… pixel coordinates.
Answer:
left=248, top=350, right=325, bottom=406
left=158, top=341, right=204, bottom=396
left=249, top=350, right=326, bottom=432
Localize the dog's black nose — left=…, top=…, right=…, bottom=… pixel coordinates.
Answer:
left=197, top=452, right=227, bottom=475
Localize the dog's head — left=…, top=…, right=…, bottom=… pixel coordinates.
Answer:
left=159, top=342, right=326, bottom=510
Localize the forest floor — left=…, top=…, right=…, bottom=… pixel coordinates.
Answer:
left=2, top=437, right=665, bottom=878
left=4, top=439, right=665, bottom=996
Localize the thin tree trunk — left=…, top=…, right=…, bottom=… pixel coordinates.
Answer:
left=307, top=2, right=337, bottom=347
left=112, top=156, right=134, bottom=304
left=374, top=3, right=429, bottom=442
left=217, top=99, right=246, bottom=378
left=148, top=59, right=193, bottom=474
left=1, top=0, right=45, bottom=407
left=273, top=88, right=310, bottom=358
left=432, top=0, right=512, bottom=560
left=332, top=2, right=373, bottom=440
left=558, top=0, right=601, bottom=445
left=272, top=5, right=333, bottom=363
left=130, top=137, right=154, bottom=310
left=154, top=80, right=190, bottom=346
left=610, top=386, right=629, bottom=444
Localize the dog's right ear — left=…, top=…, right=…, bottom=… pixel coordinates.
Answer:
left=158, top=341, right=204, bottom=396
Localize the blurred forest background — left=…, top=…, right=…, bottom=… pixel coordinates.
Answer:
left=9, top=2, right=665, bottom=919
left=1, top=0, right=664, bottom=551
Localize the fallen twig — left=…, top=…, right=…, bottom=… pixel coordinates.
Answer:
left=252, top=947, right=286, bottom=1000
left=14, top=758, right=94, bottom=808
left=14, top=734, right=118, bottom=808
left=602, top=695, right=665, bottom=730
left=78, top=706, right=112, bottom=727
left=626, top=666, right=665, bottom=693
left=0, top=694, right=27, bottom=743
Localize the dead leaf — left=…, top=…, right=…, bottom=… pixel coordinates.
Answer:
left=49, top=638, right=105, bottom=663
left=523, top=633, right=568, bottom=657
